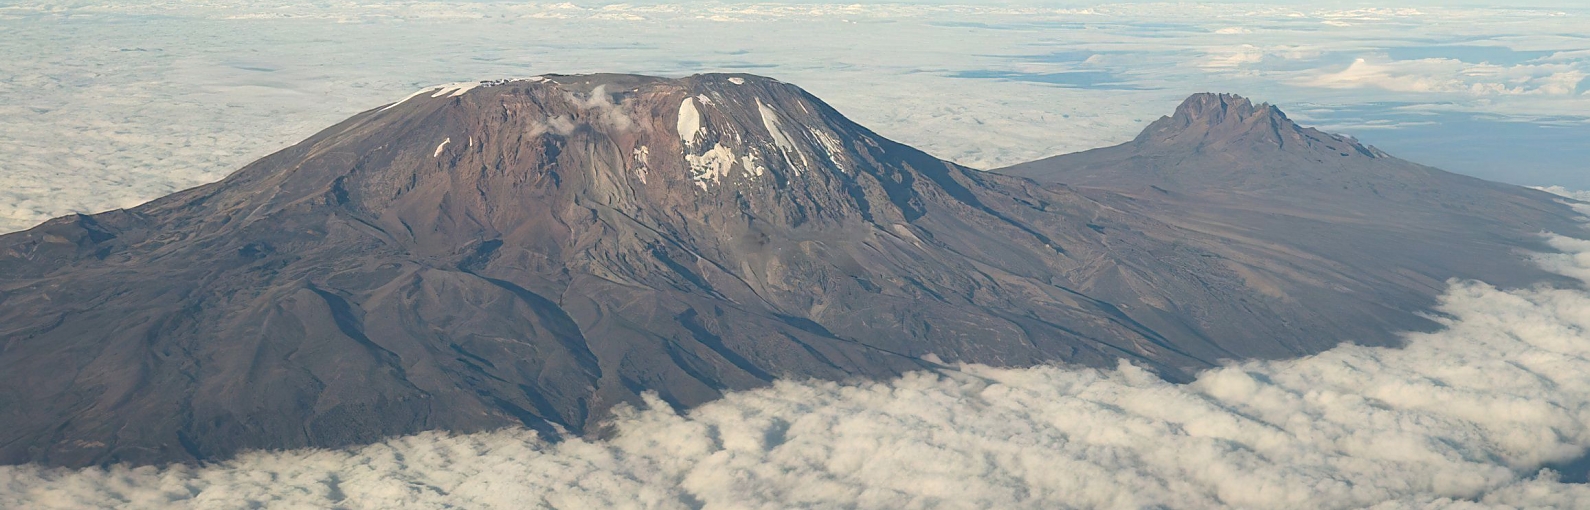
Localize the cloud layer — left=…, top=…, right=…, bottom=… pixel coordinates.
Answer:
left=4, top=3, right=1590, bottom=506
left=2, top=1, right=1589, bottom=233
left=6, top=231, right=1590, bottom=508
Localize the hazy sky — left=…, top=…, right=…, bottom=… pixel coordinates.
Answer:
left=2, top=1, right=1587, bottom=233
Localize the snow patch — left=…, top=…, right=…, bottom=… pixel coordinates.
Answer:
left=685, top=143, right=737, bottom=190
left=739, top=152, right=765, bottom=179
left=892, top=223, right=925, bottom=246
left=757, top=99, right=796, bottom=152
left=810, top=128, right=847, bottom=172
left=728, top=77, right=745, bottom=85
left=677, top=97, right=703, bottom=147
left=433, top=138, right=451, bottom=158
left=381, top=86, right=443, bottom=112
left=632, top=145, right=650, bottom=184
left=756, top=98, right=807, bottom=174
left=380, top=80, right=489, bottom=112
left=431, top=81, right=482, bottom=98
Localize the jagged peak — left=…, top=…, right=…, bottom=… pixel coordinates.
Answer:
left=1142, top=92, right=1291, bottom=141
left=1169, top=93, right=1288, bottom=127
left=1135, top=92, right=1383, bottom=159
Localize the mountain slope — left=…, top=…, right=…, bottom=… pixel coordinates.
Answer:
left=1, top=79, right=1580, bottom=468
left=1000, top=92, right=1586, bottom=330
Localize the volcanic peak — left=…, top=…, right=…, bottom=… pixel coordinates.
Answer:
left=1134, top=92, right=1385, bottom=159
left=379, top=73, right=872, bottom=195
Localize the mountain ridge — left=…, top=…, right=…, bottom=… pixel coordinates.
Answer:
left=1, top=75, right=1582, bottom=468
left=1135, top=92, right=1387, bottom=158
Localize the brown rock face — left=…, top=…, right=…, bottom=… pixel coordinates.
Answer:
left=0, top=79, right=1581, bottom=468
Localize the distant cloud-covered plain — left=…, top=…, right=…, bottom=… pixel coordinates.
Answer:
left=1, top=0, right=1588, bottom=233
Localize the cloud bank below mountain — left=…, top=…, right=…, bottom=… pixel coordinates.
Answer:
left=6, top=233, right=1590, bottom=508
left=3, top=1, right=1589, bottom=233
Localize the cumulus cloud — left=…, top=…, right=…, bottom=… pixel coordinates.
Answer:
left=528, top=115, right=577, bottom=138
left=7, top=230, right=1590, bottom=508
left=1200, top=44, right=1267, bottom=69
left=1305, top=57, right=1589, bottom=96
left=1532, top=186, right=1590, bottom=219
left=1537, top=185, right=1590, bottom=203
left=566, top=84, right=636, bottom=132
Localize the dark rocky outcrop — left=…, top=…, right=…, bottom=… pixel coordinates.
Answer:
left=1, top=80, right=1581, bottom=468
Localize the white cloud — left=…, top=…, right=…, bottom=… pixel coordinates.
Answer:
left=0, top=0, right=1587, bottom=233
left=566, top=84, right=636, bottom=132
left=1305, top=57, right=1588, bottom=96
left=1308, top=58, right=1471, bottom=93
left=4, top=2, right=1590, bottom=504
left=7, top=229, right=1590, bottom=509
left=1532, top=186, right=1590, bottom=222
left=1536, top=185, right=1590, bottom=202
left=1201, top=44, right=1267, bottom=69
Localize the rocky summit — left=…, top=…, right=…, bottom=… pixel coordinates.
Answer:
left=1, top=76, right=1582, bottom=468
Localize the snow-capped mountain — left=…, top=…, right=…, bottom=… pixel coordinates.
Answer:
left=0, top=75, right=1581, bottom=468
